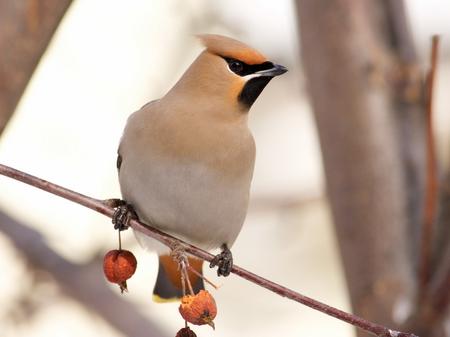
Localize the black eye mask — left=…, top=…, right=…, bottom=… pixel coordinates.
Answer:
left=222, top=57, right=274, bottom=77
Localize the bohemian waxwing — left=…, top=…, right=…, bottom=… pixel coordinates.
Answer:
left=116, top=34, right=287, bottom=301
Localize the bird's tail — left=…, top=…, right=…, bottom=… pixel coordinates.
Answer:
left=153, top=255, right=204, bottom=302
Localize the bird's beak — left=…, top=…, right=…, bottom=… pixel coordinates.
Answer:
left=256, top=63, right=288, bottom=77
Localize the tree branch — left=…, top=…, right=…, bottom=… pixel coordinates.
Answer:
left=0, top=163, right=418, bottom=337
left=419, top=35, right=440, bottom=297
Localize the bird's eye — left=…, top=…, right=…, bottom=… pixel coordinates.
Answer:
left=229, top=61, right=244, bottom=74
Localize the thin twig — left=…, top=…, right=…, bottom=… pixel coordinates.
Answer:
left=186, top=265, right=219, bottom=290
left=0, top=163, right=418, bottom=337
left=419, top=35, right=440, bottom=297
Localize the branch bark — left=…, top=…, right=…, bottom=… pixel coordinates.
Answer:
left=0, top=163, right=418, bottom=337
left=0, top=210, right=167, bottom=337
left=0, top=0, right=72, bottom=133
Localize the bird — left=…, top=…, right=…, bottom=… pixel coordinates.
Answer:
left=115, top=34, right=287, bottom=302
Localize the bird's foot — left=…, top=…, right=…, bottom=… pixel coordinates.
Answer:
left=104, top=198, right=138, bottom=231
left=210, top=244, right=233, bottom=277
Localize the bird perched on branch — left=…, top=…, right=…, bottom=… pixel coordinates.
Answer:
left=115, top=34, right=287, bottom=302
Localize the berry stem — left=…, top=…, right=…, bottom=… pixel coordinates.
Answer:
left=181, top=261, right=195, bottom=295
left=118, top=229, right=122, bottom=251
left=187, top=264, right=219, bottom=290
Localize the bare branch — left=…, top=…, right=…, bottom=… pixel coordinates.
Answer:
left=0, top=163, right=418, bottom=337
left=419, top=35, right=440, bottom=296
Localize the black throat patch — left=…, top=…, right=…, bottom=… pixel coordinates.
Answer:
left=238, top=76, right=273, bottom=109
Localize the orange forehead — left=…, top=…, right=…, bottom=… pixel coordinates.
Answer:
left=197, top=34, right=267, bottom=65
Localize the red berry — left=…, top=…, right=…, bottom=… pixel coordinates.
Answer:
left=103, top=249, right=137, bottom=292
left=179, top=290, right=217, bottom=329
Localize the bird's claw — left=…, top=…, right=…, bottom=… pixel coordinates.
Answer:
left=105, top=199, right=137, bottom=231
left=209, top=244, right=233, bottom=277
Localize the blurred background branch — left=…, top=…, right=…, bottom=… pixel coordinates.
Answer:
left=0, top=210, right=167, bottom=337
left=419, top=35, right=439, bottom=299
left=0, top=0, right=72, bottom=133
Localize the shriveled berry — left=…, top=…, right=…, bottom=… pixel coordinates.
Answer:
left=175, top=327, right=197, bottom=337
left=103, top=249, right=137, bottom=292
left=179, top=290, right=217, bottom=329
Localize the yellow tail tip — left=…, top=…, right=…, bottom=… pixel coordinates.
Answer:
left=152, top=294, right=180, bottom=303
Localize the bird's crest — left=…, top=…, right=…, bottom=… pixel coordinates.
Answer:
left=197, top=34, right=267, bottom=65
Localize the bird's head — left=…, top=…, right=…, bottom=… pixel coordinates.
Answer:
left=167, top=34, right=287, bottom=114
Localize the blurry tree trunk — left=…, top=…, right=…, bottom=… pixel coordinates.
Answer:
left=294, top=0, right=449, bottom=336
left=0, top=0, right=72, bottom=134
